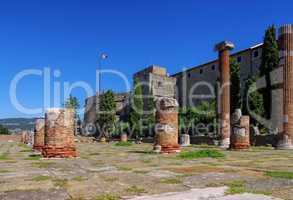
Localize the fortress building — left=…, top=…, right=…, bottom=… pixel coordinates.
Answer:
left=84, top=36, right=285, bottom=133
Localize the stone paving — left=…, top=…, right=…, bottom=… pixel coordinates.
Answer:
left=1, top=139, right=293, bottom=200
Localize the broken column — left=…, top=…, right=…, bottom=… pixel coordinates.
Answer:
left=33, top=118, right=45, bottom=152
left=231, top=109, right=250, bottom=150
left=214, top=41, right=235, bottom=149
left=42, top=108, right=77, bottom=158
left=278, top=24, right=293, bottom=149
left=154, top=97, right=180, bottom=153
left=180, top=134, right=190, bottom=147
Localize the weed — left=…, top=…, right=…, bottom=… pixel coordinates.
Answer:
left=95, top=194, right=120, bottom=200
left=265, top=171, right=293, bottom=179
left=125, top=186, right=146, bottom=194
left=32, top=175, right=51, bottom=181
left=177, top=149, right=225, bottom=160
left=114, top=141, right=132, bottom=147
left=160, top=178, right=182, bottom=184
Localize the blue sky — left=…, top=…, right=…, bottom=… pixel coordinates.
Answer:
left=0, top=0, right=292, bottom=119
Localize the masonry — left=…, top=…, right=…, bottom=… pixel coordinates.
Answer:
left=84, top=42, right=283, bottom=133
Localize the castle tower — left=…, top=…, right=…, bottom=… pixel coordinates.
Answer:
left=214, top=41, right=235, bottom=149
left=278, top=24, right=293, bottom=149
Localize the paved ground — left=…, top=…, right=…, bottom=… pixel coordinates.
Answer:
left=1, top=138, right=293, bottom=200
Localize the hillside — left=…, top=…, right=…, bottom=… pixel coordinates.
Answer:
left=0, top=118, right=36, bottom=134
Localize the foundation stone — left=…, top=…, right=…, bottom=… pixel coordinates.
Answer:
left=33, top=118, right=45, bottom=152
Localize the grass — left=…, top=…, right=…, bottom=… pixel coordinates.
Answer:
left=117, top=166, right=132, bottom=171
left=225, top=180, right=272, bottom=195
left=72, top=176, right=87, bottom=182
left=104, top=177, right=119, bottom=182
left=265, top=171, right=293, bottom=179
left=160, top=178, right=182, bottom=184
left=31, top=162, right=55, bottom=168
left=24, top=155, right=41, bottom=160
left=177, top=149, right=225, bottom=160
left=125, top=186, right=146, bottom=194
left=53, top=178, right=68, bottom=188
left=0, top=169, right=11, bottom=173
left=95, top=194, right=120, bottom=200
left=31, top=175, right=51, bottom=181
left=114, top=141, right=132, bottom=147
left=0, top=153, right=10, bottom=160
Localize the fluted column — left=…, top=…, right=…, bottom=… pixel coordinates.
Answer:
left=278, top=24, right=293, bottom=149
left=214, top=41, right=235, bottom=149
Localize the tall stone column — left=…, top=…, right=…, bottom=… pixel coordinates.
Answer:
left=278, top=24, right=293, bottom=149
left=214, top=41, right=235, bottom=149
left=33, top=118, right=45, bottom=152
left=42, top=108, right=77, bottom=158
left=154, top=97, right=180, bottom=153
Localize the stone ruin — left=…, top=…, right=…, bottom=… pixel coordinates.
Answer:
left=278, top=24, right=293, bottom=149
left=33, top=118, right=45, bottom=152
left=154, top=97, right=180, bottom=153
left=214, top=41, right=235, bottom=149
left=42, top=108, right=77, bottom=158
left=21, top=131, right=29, bottom=144
left=230, top=109, right=250, bottom=150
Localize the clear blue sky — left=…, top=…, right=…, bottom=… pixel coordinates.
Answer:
left=0, top=0, right=292, bottom=119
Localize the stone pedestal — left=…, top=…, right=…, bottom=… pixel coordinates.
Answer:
left=214, top=41, right=235, bottom=149
left=180, top=134, right=190, bottom=147
left=33, top=118, right=45, bottom=152
left=120, top=133, right=128, bottom=142
left=42, top=108, right=77, bottom=158
left=154, top=97, right=180, bottom=153
left=231, top=109, right=250, bottom=150
left=278, top=24, right=293, bottom=149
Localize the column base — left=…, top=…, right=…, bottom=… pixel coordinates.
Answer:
left=230, top=143, right=250, bottom=150
left=161, top=145, right=181, bottom=154
left=219, top=138, right=230, bottom=149
left=33, top=145, right=44, bottom=152
left=42, top=146, right=77, bottom=158
left=276, top=136, right=293, bottom=150
left=276, top=143, right=293, bottom=150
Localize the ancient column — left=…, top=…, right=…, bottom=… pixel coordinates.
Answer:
left=42, top=108, right=77, bottom=158
left=278, top=24, right=293, bottom=149
left=214, top=41, right=235, bottom=149
left=180, top=134, right=190, bottom=147
left=154, top=97, right=180, bottom=153
left=231, top=109, right=250, bottom=150
left=33, top=118, right=45, bottom=152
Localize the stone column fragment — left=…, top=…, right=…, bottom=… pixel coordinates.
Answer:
left=42, top=108, right=77, bottom=158
left=278, top=24, right=293, bottom=149
left=154, top=97, right=180, bottom=153
left=231, top=109, right=250, bottom=150
left=214, top=41, right=235, bottom=149
left=33, top=118, right=45, bottom=152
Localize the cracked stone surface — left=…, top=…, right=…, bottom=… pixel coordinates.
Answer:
left=1, top=137, right=293, bottom=200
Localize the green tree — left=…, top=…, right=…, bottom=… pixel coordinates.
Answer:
left=129, top=77, right=144, bottom=138
left=230, top=57, right=241, bottom=113
left=144, top=92, right=156, bottom=136
left=65, top=95, right=80, bottom=110
left=65, top=95, right=80, bottom=135
left=0, top=124, right=9, bottom=135
left=242, top=75, right=265, bottom=125
left=97, top=90, right=116, bottom=138
left=259, top=25, right=279, bottom=119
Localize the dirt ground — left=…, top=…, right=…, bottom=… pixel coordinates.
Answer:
left=0, top=139, right=293, bottom=200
